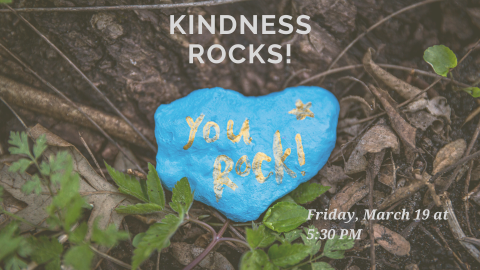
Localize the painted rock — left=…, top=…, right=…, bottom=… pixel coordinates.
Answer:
left=154, top=87, right=339, bottom=222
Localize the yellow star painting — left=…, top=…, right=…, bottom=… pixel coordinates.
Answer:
left=288, top=99, right=314, bottom=120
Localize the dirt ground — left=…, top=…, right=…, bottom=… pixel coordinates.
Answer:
left=1, top=0, right=480, bottom=269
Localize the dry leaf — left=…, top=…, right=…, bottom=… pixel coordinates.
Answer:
left=404, top=98, right=428, bottom=112
left=363, top=48, right=426, bottom=100
left=338, top=117, right=363, bottom=137
left=405, top=111, right=444, bottom=133
left=28, top=124, right=132, bottom=239
left=170, top=242, right=235, bottom=270
left=328, top=179, right=368, bottom=217
left=373, top=224, right=411, bottom=256
left=0, top=164, right=51, bottom=232
left=426, top=96, right=451, bottom=124
left=378, top=160, right=395, bottom=189
left=432, top=139, right=466, bottom=175
left=368, top=84, right=417, bottom=153
left=318, top=165, right=351, bottom=194
left=345, top=125, right=399, bottom=174
left=319, top=165, right=351, bottom=183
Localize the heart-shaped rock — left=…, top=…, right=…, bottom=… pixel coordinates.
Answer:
left=154, top=86, right=339, bottom=221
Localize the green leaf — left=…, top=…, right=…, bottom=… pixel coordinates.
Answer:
left=146, top=163, right=165, bottom=207
left=8, top=159, right=32, bottom=173
left=47, top=165, right=87, bottom=231
left=69, top=222, right=88, bottom=244
left=323, top=235, right=355, bottom=259
left=4, top=256, right=28, bottom=270
left=0, top=224, right=23, bottom=261
left=39, top=161, right=51, bottom=176
left=64, top=244, right=94, bottom=270
left=283, top=229, right=303, bottom=243
left=105, top=162, right=148, bottom=202
left=132, top=233, right=145, bottom=248
left=423, top=45, right=457, bottom=77
left=132, top=214, right=183, bottom=269
left=311, top=262, right=335, bottom=270
left=240, top=249, right=278, bottom=270
left=268, top=243, right=311, bottom=267
left=263, top=202, right=308, bottom=233
left=463, top=87, right=480, bottom=98
left=246, top=225, right=276, bottom=249
left=30, top=236, right=63, bottom=268
left=301, top=226, right=321, bottom=256
left=290, top=182, right=330, bottom=204
left=169, top=177, right=194, bottom=215
left=0, top=0, right=13, bottom=3
left=92, top=222, right=128, bottom=247
left=33, top=134, right=47, bottom=159
left=115, top=203, right=164, bottom=215
left=21, top=174, right=42, bottom=195
left=277, top=195, right=297, bottom=204
left=8, top=131, right=31, bottom=157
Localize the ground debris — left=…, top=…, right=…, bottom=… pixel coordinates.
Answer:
left=432, top=139, right=466, bottom=175
left=345, top=124, right=399, bottom=175
left=373, top=223, right=411, bottom=256
left=170, top=242, right=234, bottom=270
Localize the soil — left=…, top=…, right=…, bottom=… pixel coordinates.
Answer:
left=1, top=0, right=480, bottom=269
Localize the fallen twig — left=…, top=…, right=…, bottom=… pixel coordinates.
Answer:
left=297, top=63, right=470, bottom=89
left=0, top=0, right=250, bottom=12
left=4, top=4, right=156, bottom=152
left=441, top=196, right=480, bottom=264
left=0, top=75, right=154, bottom=150
left=79, top=131, right=107, bottom=181
left=90, top=245, right=132, bottom=269
left=431, top=225, right=469, bottom=270
left=366, top=150, right=385, bottom=270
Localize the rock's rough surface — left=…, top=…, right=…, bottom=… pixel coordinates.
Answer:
left=154, top=87, right=339, bottom=221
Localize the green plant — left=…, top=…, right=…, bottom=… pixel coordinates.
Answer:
left=424, top=45, right=479, bottom=98
left=105, top=161, right=347, bottom=269
left=1, top=131, right=341, bottom=269
left=1, top=132, right=127, bottom=270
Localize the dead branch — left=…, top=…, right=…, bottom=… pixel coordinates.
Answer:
left=0, top=75, right=154, bottom=149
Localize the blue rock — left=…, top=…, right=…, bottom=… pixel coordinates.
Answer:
left=154, top=87, right=339, bottom=222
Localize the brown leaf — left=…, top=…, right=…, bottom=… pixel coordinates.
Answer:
left=328, top=179, right=368, bottom=216
left=373, top=224, right=411, bottom=256
left=378, top=160, right=395, bottom=189
left=319, top=165, right=351, bottom=183
left=363, top=48, right=426, bottom=100
left=319, top=165, right=352, bottom=194
left=368, top=84, right=417, bottom=153
left=170, top=242, right=234, bottom=270
left=432, top=139, right=466, bottom=175
left=345, top=124, right=399, bottom=174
